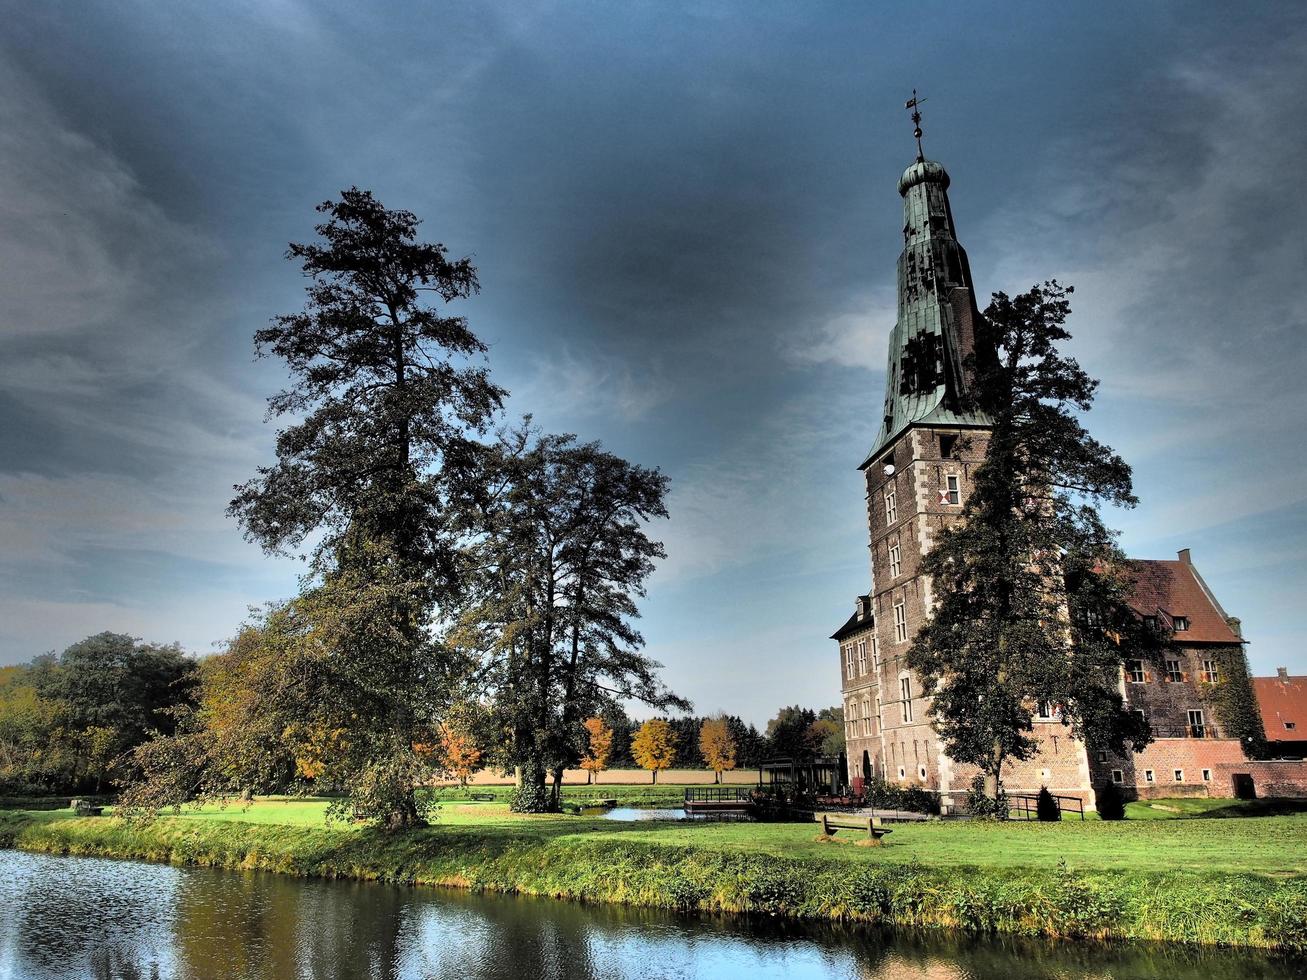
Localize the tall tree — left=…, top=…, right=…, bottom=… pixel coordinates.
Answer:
left=907, top=282, right=1152, bottom=801
left=631, top=719, right=677, bottom=784
left=228, top=188, right=503, bottom=828
left=698, top=717, right=737, bottom=783
left=454, top=425, right=686, bottom=811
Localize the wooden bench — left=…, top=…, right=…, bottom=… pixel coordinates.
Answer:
left=468, top=792, right=497, bottom=802
left=815, top=812, right=892, bottom=841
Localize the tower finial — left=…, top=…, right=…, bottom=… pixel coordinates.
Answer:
left=905, top=89, right=927, bottom=162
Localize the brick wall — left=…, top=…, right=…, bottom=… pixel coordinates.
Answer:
left=1213, top=759, right=1307, bottom=799
left=1090, top=738, right=1246, bottom=799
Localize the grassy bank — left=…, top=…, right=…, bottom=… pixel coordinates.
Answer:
left=2, top=802, right=1304, bottom=951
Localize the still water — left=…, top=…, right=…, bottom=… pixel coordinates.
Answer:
left=0, top=850, right=1302, bottom=980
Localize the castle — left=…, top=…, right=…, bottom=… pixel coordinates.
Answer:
left=833, top=141, right=1263, bottom=809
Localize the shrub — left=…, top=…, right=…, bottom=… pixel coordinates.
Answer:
left=1036, top=786, right=1061, bottom=822
left=966, top=773, right=1008, bottom=820
left=508, top=780, right=551, bottom=813
left=1095, top=782, right=1125, bottom=821
left=863, top=779, right=941, bottom=815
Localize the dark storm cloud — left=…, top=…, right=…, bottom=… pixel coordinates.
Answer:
left=1, top=1, right=1304, bottom=719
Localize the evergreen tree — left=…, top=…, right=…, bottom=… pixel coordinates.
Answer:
left=764, top=705, right=818, bottom=759
left=907, top=282, right=1152, bottom=800
left=228, top=189, right=503, bottom=828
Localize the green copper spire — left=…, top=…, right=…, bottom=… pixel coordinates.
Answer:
left=859, top=153, right=991, bottom=468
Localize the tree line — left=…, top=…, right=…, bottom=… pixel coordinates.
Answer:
left=0, top=631, right=844, bottom=795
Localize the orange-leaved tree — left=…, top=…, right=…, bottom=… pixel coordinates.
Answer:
left=698, top=717, right=737, bottom=784
left=631, top=718, right=677, bottom=784
left=579, top=716, right=613, bottom=784
left=437, top=721, right=482, bottom=788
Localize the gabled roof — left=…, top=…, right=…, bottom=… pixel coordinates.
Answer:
left=1252, top=672, right=1307, bottom=740
left=1126, top=556, right=1242, bottom=645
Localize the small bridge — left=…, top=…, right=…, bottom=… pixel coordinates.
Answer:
left=684, top=786, right=753, bottom=813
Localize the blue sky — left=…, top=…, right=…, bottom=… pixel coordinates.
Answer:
left=0, top=2, right=1304, bottom=724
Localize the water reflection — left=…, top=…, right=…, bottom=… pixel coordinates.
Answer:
left=0, top=850, right=1301, bottom=979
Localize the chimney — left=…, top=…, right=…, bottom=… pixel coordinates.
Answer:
left=1279, top=666, right=1290, bottom=680
left=1177, top=548, right=1191, bottom=564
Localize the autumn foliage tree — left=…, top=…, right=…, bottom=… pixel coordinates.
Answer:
left=631, top=719, right=677, bottom=784
left=698, top=717, right=737, bottom=783
left=435, top=720, right=482, bottom=788
left=579, top=716, right=614, bottom=784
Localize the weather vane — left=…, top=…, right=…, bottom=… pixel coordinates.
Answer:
left=905, top=89, right=927, bottom=161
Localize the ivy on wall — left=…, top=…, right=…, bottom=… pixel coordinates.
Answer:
left=1203, top=644, right=1269, bottom=760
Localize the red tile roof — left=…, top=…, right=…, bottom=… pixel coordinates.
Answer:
left=1253, top=674, right=1307, bottom=741
left=1126, top=557, right=1242, bottom=645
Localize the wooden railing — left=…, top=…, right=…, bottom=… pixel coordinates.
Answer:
left=1007, top=793, right=1086, bottom=821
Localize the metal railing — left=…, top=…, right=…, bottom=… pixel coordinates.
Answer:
left=1150, top=725, right=1225, bottom=739
left=684, top=786, right=753, bottom=803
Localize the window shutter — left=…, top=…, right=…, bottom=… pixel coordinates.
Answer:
left=1143, top=670, right=1152, bottom=682
left=1182, top=671, right=1189, bottom=682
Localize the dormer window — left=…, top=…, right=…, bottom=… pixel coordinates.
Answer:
left=1173, top=616, right=1189, bottom=632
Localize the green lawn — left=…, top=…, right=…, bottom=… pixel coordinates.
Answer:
left=116, top=794, right=1307, bottom=877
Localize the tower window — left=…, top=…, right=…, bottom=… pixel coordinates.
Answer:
left=893, top=601, right=908, bottom=643
left=857, top=639, right=868, bottom=675
left=945, top=474, right=960, bottom=505
left=1111, top=769, right=1124, bottom=784
left=938, top=434, right=957, bottom=458
left=885, top=489, right=898, bottom=525
left=900, top=676, right=914, bottom=723
left=888, top=542, right=902, bottom=578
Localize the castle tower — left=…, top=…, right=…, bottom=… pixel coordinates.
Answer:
left=836, top=123, right=1254, bottom=808
left=835, top=148, right=996, bottom=796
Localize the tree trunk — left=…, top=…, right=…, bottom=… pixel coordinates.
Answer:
left=550, top=766, right=564, bottom=808
left=652, top=769, right=657, bottom=785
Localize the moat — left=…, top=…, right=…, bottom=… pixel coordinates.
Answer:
left=2, top=850, right=1302, bottom=980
